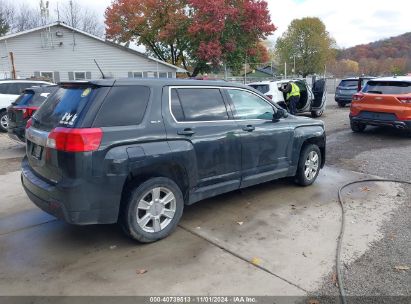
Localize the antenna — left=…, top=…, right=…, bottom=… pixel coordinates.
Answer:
left=94, top=59, right=106, bottom=79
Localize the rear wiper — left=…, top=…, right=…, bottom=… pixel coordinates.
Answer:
left=366, top=90, right=382, bottom=94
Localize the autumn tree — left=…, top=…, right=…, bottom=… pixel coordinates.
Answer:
left=276, top=17, right=335, bottom=77
left=329, top=59, right=359, bottom=77
left=105, top=0, right=276, bottom=77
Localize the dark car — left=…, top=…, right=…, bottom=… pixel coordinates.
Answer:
left=22, top=79, right=326, bottom=242
left=7, top=86, right=57, bottom=142
left=335, top=77, right=374, bottom=107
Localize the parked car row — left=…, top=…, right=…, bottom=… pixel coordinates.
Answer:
left=7, top=86, right=58, bottom=141
left=4, top=74, right=410, bottom=243
left=0, top=79, right=53, bottom=132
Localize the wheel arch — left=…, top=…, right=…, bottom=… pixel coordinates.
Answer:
left=300, top=136, right=326, bottom=168
left=119, top=161, right=190, bottom=220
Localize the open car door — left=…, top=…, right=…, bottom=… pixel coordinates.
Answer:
left=294, top=80, right=311, bottom=113
left=311, top=78, right=326, bottom=110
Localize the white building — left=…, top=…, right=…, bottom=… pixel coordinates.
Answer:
left=0, top=22, right=185, bottom=81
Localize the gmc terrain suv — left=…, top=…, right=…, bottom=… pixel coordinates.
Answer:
left=22, top=79, right=326, bottom=242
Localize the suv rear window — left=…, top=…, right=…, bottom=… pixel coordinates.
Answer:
left=363, top=81, right=411, bottom=94
left=93, top=86, right=150, bottom=127
left=339, top=80, right=358, bottom=87
left=249, top=84, right=269, bottom=94
left=33, top=85, right=108, bottom=130
left=14, top=87, right=57, bottom=107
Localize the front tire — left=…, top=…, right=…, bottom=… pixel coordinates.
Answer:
left=350, top=120, right=366, bottom=132
left=120, top=177, right=184, bottom=243
left=295, top=144, right=321, bottom=186
left=0, top=111, right=8, bottom=132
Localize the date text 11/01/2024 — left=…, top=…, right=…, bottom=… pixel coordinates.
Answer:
left=149, top=297, right=257, bottom=303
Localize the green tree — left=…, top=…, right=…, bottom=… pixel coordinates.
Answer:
left=276, top=17, right=335, bottom=77
left=0, top=1, right=14, bottom=37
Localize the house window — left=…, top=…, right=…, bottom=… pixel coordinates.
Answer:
left=168, top=72, right=173, bottom=78
left=40, top=71, right=54, bottom=82
left=74, top=71, right=86, bottom=80
left=146, top=72, right=158, bottom=78
left=159, top=72, right=168, bottom=78
left=133, top=72, right=143, bottom=78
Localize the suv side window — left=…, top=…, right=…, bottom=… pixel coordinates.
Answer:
left=171, top=88, right=229, bottom=122
left=227, top=89, right=274, bottom=120
left=93, top=85, right=150, bottom=127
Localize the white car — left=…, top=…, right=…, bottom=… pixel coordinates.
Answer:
left=0, top=80, right=53, bottom=131
left=248, top=79, right=327, bottom=117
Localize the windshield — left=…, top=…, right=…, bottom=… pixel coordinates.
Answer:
left=249, top=84, right=270, bottom=94
left=339, top=80, right=358, bottom=87
left=33, top=85, right=108, bottom=130
left=363, top=81, right=411, bottom=94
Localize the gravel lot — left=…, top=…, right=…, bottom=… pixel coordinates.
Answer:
left=310, top=95, right=411, bottom=300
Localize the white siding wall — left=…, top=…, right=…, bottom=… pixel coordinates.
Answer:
left=0, top=25, right=176, bottom=81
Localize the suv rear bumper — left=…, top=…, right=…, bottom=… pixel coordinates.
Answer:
left=21, top=157, right=121, bottom=225
left=8, top=126, right=25, bottom=142
left=350, top=115, right=411, bottom=129
left=334, top=96, right=352, bottom=103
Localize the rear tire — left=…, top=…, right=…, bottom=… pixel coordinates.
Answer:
left=294, top=144, right=321, bottom=186
left=350, top=120, right=366, bottom=132
left=120, top=177, right=184, bottom=243
left=0, top=111, right=8, bottom=132
left=311, top=109, right=324, bottom=118
left=337, top=102, right=345, bottom=108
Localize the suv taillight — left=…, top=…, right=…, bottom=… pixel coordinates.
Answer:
left=21, top=107, right=38, bottom=119
left=397, top=96, right=411, bottom=104
left=352, top=93, right=364, bottom=101
left=266, top=94, right=273, bottom=100
left=46, top=128, right=103, bottom=152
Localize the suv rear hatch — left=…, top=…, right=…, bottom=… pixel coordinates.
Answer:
left=337, top=79, right=358, bottom=96
left=8, top=87, right=57, bottom=128
left=354, top=80, right=411, bottom=119
left=26, top=83, right=111, bottom=182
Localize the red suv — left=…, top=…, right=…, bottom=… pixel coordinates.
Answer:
left=350, top=76, right=411, bottom=134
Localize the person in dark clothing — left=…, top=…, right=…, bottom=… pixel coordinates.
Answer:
left=279, top=82, right=300, bottom=115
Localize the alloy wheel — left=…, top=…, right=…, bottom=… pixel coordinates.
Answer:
left=304, top=151, right=319, bottom=181
left=136, top=187, right=177, bottom=233
left=0, top=114, right=8, bottom=130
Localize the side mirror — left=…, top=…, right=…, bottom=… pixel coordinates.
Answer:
left=273, top=108, right=287, bottom=121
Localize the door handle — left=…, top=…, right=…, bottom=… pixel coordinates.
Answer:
left=177, top=128, right=195, bottom=136
left=242, top=125, right=255, bottom=132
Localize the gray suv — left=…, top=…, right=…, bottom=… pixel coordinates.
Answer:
left=22, top=79, right=326, bottom=242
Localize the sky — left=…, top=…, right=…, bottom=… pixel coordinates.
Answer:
left=13, top=0, right=411, bottom=49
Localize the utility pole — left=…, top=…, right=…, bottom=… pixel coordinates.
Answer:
left=9, top=52, right=16, bottom=79
left=224, top=63, right=227, bottom=81
left=244, top=55, right=247, bottom=84
left=284, top=62, right=287, bottom=79
left=293, top=55, right=296, bottom=78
